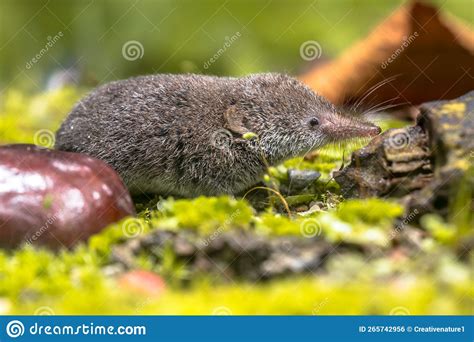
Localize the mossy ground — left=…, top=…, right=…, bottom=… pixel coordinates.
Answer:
left=0, top=88, right=472, bottom=315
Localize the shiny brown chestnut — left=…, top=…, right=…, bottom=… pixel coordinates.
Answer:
left=0, top=144, right=135, bottom=249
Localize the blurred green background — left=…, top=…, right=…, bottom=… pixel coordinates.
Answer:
left=1, top=0, right=473, bottom=92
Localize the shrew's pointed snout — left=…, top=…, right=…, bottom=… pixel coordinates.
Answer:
left=367, top=125, right=382, bottom=137
left=320, top=113, right=382, bottom=141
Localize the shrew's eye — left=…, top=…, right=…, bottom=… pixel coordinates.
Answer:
left=309, top=117, right=320, bottom=127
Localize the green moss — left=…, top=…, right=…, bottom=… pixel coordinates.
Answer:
left=0, top=88, right=471, bottom=315
left=88, top=218, right=150, bottom=257
left=336, top=198, right=404, bottom=224
left=3, top=251, right=471, bottom=315
left=155, top=196, right=254, bottom=235
left=254, top=199, right=403, bottom=247
left=0, top=87, right=83, bottom=144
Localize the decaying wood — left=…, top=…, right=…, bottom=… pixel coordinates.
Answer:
left=334, top=91, right=474, bottom=217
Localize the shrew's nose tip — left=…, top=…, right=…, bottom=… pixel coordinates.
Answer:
left=368, top=125, right=382, bottom=136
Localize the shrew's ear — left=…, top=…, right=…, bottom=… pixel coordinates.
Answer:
left=224, top=105, right=250, bottom=135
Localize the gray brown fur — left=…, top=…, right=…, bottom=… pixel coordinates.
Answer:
left=55, top=73, right=380, bottom=197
